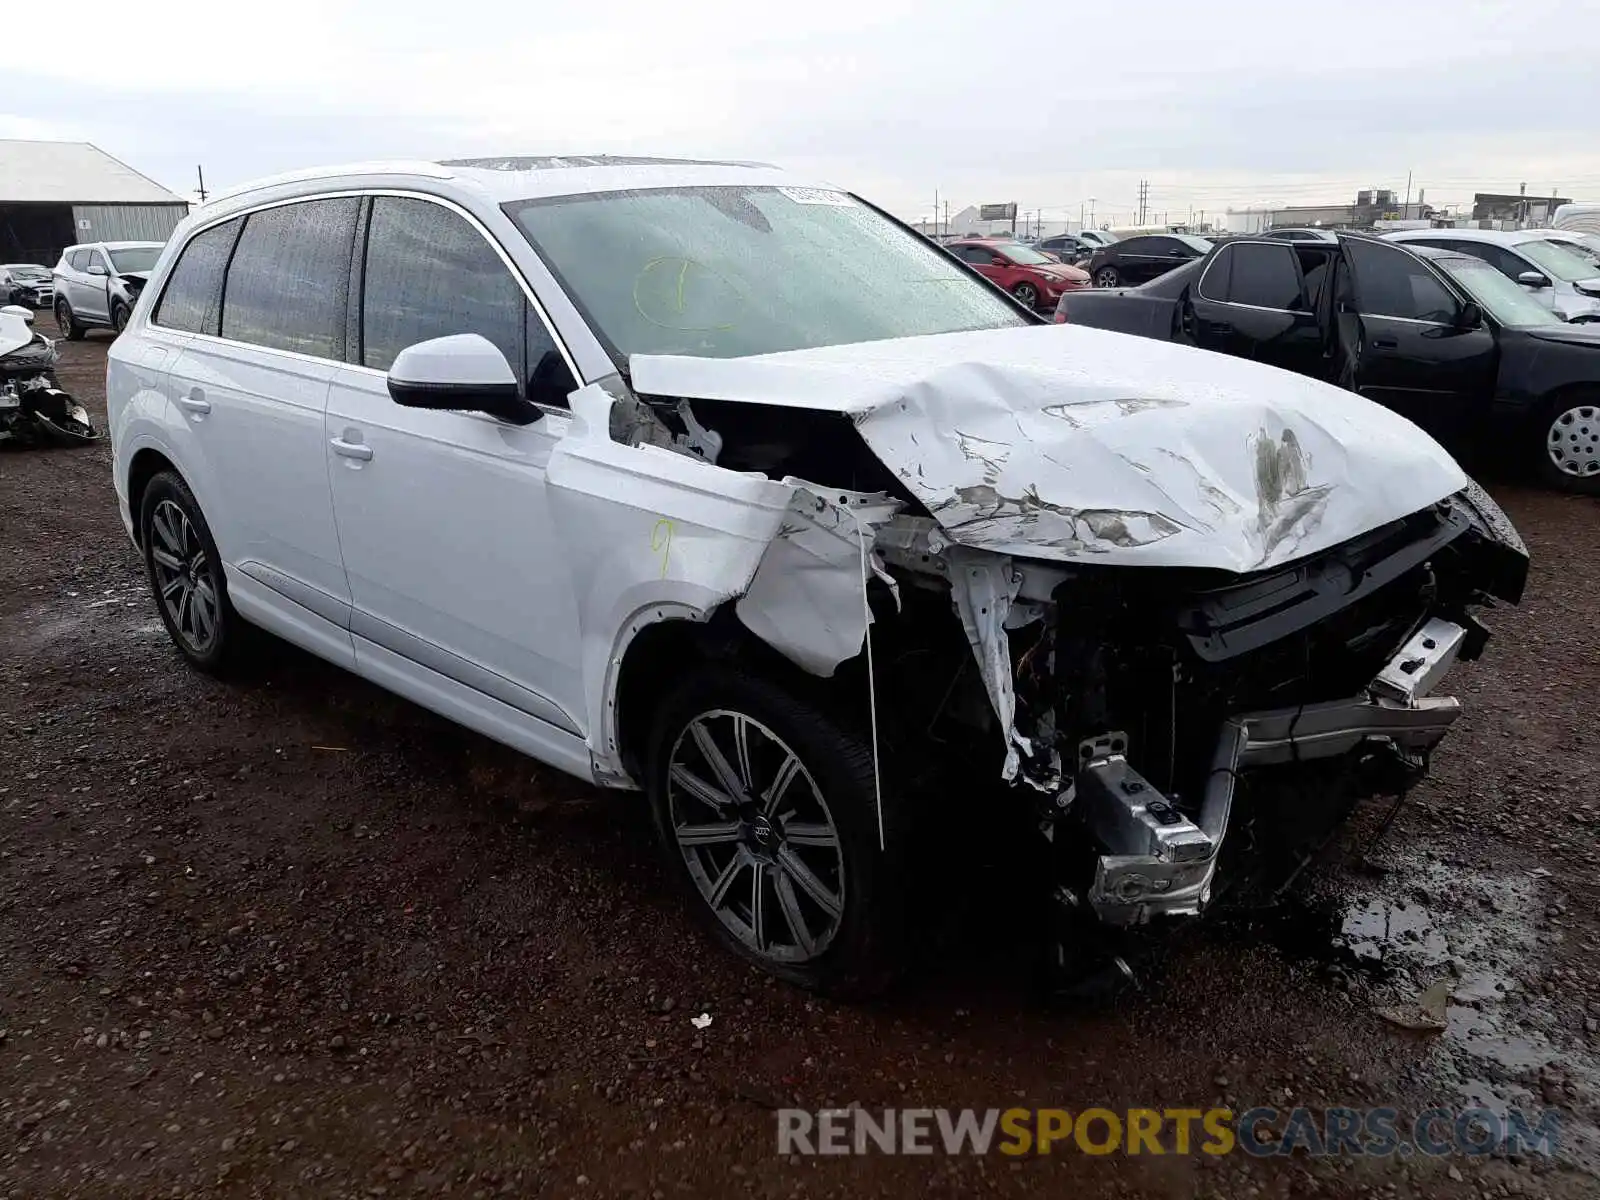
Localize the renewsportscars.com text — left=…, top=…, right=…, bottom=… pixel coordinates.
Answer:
left=776, top=1106, right=1560, bottom=1158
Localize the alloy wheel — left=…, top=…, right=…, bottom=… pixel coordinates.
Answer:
left=1094, top=267, right=1119, bottom=289
left=149, top=499, right=221, bottom=654
left=1547, top=404, right=1600, bottom=479
left=55, top=304, right=72, bottom=337
left=666, top=710, right=845, bottom=964
left=113, top=305, right=128, bottom=333
left=1013, top=282, right=1039, bottom=308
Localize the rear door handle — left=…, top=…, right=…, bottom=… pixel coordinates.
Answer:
left=329, top=436, right=373, bottom=461
left=176, top=388, right=210, bottom=415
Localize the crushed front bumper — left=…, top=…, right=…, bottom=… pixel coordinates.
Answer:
left=1077, top=617, right=1469, bottom=925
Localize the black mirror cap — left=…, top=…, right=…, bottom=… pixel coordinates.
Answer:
left=387, top=378, right=542, bottom=425
left=1457, top=301, right=1484, bottom=329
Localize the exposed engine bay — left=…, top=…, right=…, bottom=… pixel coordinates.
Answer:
left=542, top=321, right=1530, bottom=979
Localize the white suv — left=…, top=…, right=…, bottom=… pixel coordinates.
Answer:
left=108, top=156, right=1527, bottom=994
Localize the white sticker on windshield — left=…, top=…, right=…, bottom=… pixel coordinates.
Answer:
left=778, top=187, right=855, bottom=207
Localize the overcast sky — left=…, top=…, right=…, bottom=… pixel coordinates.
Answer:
left=4, top=0, right=1596, bottom=226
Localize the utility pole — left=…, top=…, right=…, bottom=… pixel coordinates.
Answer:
left=195, top=165, right=208, bottom=204
left=1403, top=169, right=1412, bottom=218
left=1137, top=179, right=1149, bottom=225
left=934, top=188, right=939, bottom=237
left=1089, top=197, right=1096, bottom=230
left=943, top=200, right=949, bottom=237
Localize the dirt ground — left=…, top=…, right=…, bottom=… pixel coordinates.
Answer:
left=3, top=335, right=1600, bottom=1199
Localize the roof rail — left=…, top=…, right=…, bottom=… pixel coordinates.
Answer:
left=439, top=154, right=777, bottom=172
left=206, top=160, right=455, bottom=205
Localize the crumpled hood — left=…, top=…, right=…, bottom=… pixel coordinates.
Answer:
left=630, top=324, right=1469, bottom=573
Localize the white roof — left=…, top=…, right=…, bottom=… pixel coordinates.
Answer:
left=0, top=140, right=184, bottom=205
left=1385, top=228, right=1547, bottom=247
left=208, top=155, right=827, bottom=211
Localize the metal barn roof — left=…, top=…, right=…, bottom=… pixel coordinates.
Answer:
left=0, top=140, right=184, bottom=205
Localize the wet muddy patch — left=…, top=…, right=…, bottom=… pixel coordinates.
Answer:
left=1230, top=850, right=1600, bottom=1173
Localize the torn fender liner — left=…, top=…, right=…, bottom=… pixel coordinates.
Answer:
left=943, top=548, right=1031, bottom=783
left=736, top=485, right=902, bottom=677
left=630, top=324, right=1470, bottom=573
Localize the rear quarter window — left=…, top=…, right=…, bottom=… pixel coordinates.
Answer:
left=153, top=219, right=243, bottom=335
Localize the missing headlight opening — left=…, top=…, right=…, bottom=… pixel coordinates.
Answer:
left=549, top=332, right=1529, bottom=993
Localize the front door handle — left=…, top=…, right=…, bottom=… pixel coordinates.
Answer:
left=176, top=388, right=210, bottom=415
left=1371, top=336, right=1399, bottom=349
left=329, top=436, right=373, bottom=461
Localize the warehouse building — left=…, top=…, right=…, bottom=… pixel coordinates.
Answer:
left=0, top=139, right=188, bottom=265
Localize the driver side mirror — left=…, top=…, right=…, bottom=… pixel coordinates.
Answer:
left=87, top=263, right=108, bottom=277
left=990, top=256, right=1008, bottom=267
left=1456, top=301, right=1483, bottom=330
left=1517, top=270, right=1551, bottom=290
left=386, top=334, right=541, bottom=425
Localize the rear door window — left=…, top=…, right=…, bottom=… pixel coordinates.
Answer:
left=1197, top=242, right=1306, bottom=309
left=1344, top=238, right=1460, bottom=323
left=153, top=218, right=243, bottom=335
left=220, top=198, right=360, bottom=359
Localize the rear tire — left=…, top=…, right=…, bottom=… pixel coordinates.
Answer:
left=1534, top=395, right=1600, bottom=494
left=55, top=300, right=84, bottom=341
left=139, top=471, right=250, bottom=674
left=645, top=666, right=905, bottom=997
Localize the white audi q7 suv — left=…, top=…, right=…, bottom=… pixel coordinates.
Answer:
left=107, top=156, right=1528, bottom=995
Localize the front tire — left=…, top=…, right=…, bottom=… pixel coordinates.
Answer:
left=139, top=471, right=248, bottom=674
left=645, top=667, right=904, bottom=996
left=1094, top=265, right=1121, bottom=289
left=55, top=300, right=84, bottom=341
left=112, top=301, right=130, bottom=334
left=1535, top=396, right=1600, bottom=494
left=1012, top=281, right=1040, bottom=308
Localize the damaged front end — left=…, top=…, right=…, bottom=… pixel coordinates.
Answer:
left=559, top=325, right=1527, bottom=977
left=867, top=481, right=1527, bottom=944
left=1027, top=485, right=1527, bottom=930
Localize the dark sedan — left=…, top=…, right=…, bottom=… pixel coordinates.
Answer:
left=1056, top=234, right=1600, bottom=492
left=1082, top=233, right=1212, bottom=288
left=2, top=264, right=53, bottom=309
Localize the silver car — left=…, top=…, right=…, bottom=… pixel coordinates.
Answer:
left=51, top=241, right=164, bottom=338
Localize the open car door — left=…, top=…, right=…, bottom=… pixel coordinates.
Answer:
left=1337, top=234, right=1498, bottom=445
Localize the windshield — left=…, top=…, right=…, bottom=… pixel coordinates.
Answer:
left=1518, top=239, right=1597, bottom=283
left=1437, top=258, right=1565, bottom=327
left=7, top=265, right=48, bottom=279
left=507, top=186, right=1027, bottom=362
left=998, top=243, right=1055, bottom=266
left=108, top=247, right=161, bottom=274
left=1175, top=234, right=1214, bottom=254
left=1547, top=234, right=1600, bottom=268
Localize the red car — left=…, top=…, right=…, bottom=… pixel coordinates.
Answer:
left=946, top=238, right=1091, bottom=310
